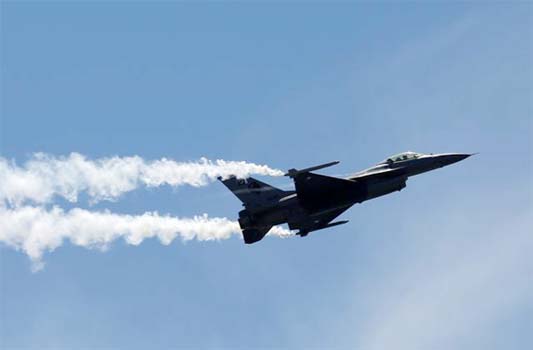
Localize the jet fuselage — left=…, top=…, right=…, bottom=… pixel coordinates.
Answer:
left=221, top=152, right=472, bottom=243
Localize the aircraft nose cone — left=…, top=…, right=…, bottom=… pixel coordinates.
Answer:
left=450, top=153, right=471, bottom=162
left=439, top=153, right=473, bottom=166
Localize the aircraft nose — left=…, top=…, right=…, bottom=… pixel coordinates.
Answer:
left=438, top=153, right=473, bottom=166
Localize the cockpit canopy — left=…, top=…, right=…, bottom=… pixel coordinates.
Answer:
left=379, top=151, right=425, bottom=164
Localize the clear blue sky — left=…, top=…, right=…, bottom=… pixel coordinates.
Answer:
left=1, top=2, right=532, bottom=349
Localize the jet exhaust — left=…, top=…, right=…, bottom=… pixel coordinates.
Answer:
left=0, top=153, right=291, bottom=270
left=0, top=153, right=284, bottom=207
left=0, top=206, right=292, bottom=271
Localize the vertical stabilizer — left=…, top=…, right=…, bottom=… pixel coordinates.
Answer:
left=218, top=176, right=291, bottom=209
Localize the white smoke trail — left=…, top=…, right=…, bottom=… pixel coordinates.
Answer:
left=0, top=153, right=284, bottom=206
left=0, top=206, right=293, bottom=271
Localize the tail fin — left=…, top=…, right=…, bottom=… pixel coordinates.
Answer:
left=218, top=176, right=291, bottom=209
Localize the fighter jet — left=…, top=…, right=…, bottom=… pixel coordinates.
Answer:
left=219, top=151, right=473, bottom=244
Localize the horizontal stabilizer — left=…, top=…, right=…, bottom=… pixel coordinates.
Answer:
left=285, top=161, right=340, bottom=178
left=242, top=226, right=272, bottom=244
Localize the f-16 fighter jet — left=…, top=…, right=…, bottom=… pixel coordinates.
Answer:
left=219, top=152, right=473, bottom=244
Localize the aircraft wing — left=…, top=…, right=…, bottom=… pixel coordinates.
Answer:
left=291, top=172, right=364, bottom=211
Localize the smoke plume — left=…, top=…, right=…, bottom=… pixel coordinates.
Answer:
left=0, top=153, right=284, bottom=206
left=0, top=206, right=292, bottom=271
left=0, top=153, right=292, bottom=270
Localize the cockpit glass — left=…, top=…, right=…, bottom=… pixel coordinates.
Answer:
left=379, top=151, right=423, bottom=164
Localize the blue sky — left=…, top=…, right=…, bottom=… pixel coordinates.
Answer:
left=1, top=2, right=532, bottom=349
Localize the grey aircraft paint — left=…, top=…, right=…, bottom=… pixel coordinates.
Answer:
left=219, top=152, right=473, bottom=244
